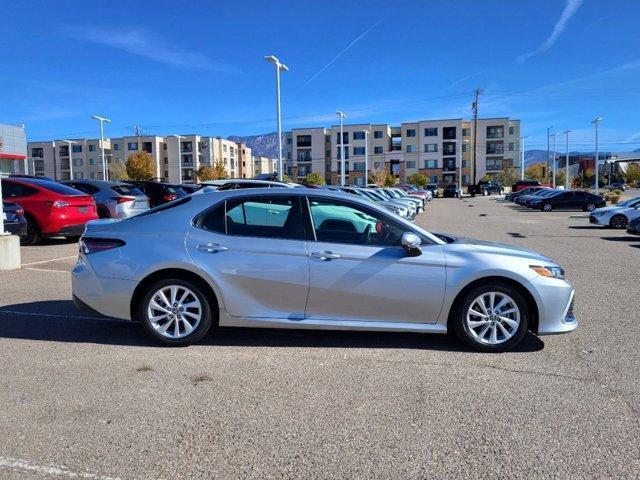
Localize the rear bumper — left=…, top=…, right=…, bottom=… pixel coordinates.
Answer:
left=4, top=221, right=27, bottom=236
left=47, top=224, right=87, bottom=237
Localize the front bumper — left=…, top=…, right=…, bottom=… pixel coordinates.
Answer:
left=527, top=276, right=578, bottom=335
left=588, top=215, right=606, bottom=226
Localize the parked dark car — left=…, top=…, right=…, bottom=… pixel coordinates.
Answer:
left=177, top=184, right=202, bottom=194
left=627, top=215, right=640, bottom=235
left=511, top=179, right=542, bottom=192
left=505, top=186, right=548, bottom=201
left=424, top=183, right=439, bottom=198
left=468, top=180, right=503, bottom=196
left=608, top=182, right=626, bottom=192
left=442, top=183, right=461, bottom=198
left=515, top=188, right=558, bottom=206
left=127, top=181, right=187, bottom=208
left=530, top=190, right=606, bottom=212
left=2, top=201, right=27, bottom=236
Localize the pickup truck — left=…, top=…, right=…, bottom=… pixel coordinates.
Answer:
left=467, top=181, right=503, bottom=196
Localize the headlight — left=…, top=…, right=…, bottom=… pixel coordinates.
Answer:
left=591, top=211, right=604, bottom=216
left=530, top=265, right=565, bottom=279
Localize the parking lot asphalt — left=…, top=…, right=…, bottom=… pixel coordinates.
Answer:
left=1, top=196, right=639, bottom=479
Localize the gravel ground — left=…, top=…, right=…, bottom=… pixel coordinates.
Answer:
left=0, top=195, right=638, bottom=479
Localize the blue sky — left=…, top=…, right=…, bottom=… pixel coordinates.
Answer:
left=2, top=0, right=639, bottom=152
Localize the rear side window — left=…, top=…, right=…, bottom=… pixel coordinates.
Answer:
left=226, top=196, right=305, bottom=240
left=111, top=185, right=144, bottom=196
left=198, top=202, right=226, bottom=233
left=1, top=181, right=38, bottom=198
left=71, top=183, right=100, bottom=195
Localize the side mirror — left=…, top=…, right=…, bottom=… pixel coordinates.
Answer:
left=401, top=232, right=422, bottom=255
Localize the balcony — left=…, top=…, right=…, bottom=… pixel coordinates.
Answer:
left=486, top=127, right=504, bottom=139
left=486, top=147, right=504, bottom=155
left=443, top=162, right=457, bottom=172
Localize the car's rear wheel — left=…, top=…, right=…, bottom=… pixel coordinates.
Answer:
left=97, top=206, right=111, bottom=218
left=585, top=203, right=596, bottom=212
left=451, top=283, right=529, bottom=352
left=542, top=203, right=553, bottom=212
left=609, top=214, right=628, bottom=229
left=21, top=216, right=42, bottom=246
left=138, top=278, right=213, bottom=346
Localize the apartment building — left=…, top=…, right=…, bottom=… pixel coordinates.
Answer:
left=285, top=117, right=521, bottom=186
left=254, top=156, right=278, bottom=175
left=28, top=138, right=112, bottom=180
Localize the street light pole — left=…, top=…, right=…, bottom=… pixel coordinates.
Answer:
left=364, top=129, right=369, bottom=188
left=171, top=135, right=186, bottom=183
left=551, top=133, right=558, bottom=188
left=563, top=130, right=571, bottom=189
left=264, top=55, right=289, bottom=182
left=336, top=111, right=346, bottom=186
left=546, top=126, right=553, bottom=184
left=592, top=117, right=603, bottom=193
left=91, top=115, right=111, bottom=181
left=64, top=140, right=77, bottom=180
left=520, top=135, right=530, bottom=180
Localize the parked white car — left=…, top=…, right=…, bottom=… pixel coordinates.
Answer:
left=588, top=196, right=640, bottom=228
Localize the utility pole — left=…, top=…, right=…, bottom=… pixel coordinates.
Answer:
left=471, top=88, right=483, bottom=187
left=563, top=130, right=571, bottom=189
left=364, top=129, right=369, bottom=188
left=264, top=55, right=289, bottom=182
left=336, top=111, right=347, bottom=186
left=551, top=133, right=558, bottom=188
left=91, top=115, right=111, bottom=181
left=592, top=117, right=603, bottom=193
left=520, top=135, right=530, bottom=180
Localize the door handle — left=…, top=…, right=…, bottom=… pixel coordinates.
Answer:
left=197, top=243, right=228, bottom=253
left=310, top=251, right=341, bottom=260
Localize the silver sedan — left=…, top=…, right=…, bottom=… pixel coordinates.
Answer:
left=72, top=189, right=577, bottom=352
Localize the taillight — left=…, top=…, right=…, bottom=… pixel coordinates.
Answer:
left=46, top=200, right=70, bottom=208
left=79, top=237, right=126, bottom=255
left=162, top=194, right=176, bottom=202
left=112, top=196, right=135, bottom=204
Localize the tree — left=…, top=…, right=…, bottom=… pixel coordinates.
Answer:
left=624, top=163, right=640, bottom=186
left=368, top=169, right=388, bottom=186
left=196, top=165, right=216, bottom=182
left=109, top=162, right=129, bottom=181
left=554, top=169, right=566, bottom=188
left=213, top=161, right=229, bottom=180
left=383, top=174, right=398, bottom=187
left=125, top=151, right=155, bottom=180
left=407, top=173, right=428, bottom=188
left=524, top=163, right=545, bottom=182
left=494, top=167, right=519, bottom=187
left=303, top=172, right=325, bottom=186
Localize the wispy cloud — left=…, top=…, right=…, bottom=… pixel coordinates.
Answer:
left=64, top=26, right=238, bottom=73
left=516, top=0, right=584, bottom=64
left=447, top=71, right=483, bottom=90
left=624, top=131, right=640, bottom=143
left=303, top=19, right=383, bottom=87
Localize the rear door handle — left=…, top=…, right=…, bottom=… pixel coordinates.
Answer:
left=310, top=251, right=341, bottom=260
left=197, top=243, right=228, bottom=253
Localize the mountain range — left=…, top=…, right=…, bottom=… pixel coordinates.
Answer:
left=229, top=132, right=640, bottom=166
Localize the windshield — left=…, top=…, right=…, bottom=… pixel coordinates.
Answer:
left=618, top=196, right=640, bottom=207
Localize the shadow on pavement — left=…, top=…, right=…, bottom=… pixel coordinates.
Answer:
left=0, top=300, right=545, bottom=353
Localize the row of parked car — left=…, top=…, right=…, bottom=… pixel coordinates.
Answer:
left=1, top=175, right=433, bottom=245
left=506, top=186, right=606, bottom=212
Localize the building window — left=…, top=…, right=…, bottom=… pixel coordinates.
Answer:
left=443, top=158, right=456, bottom=171
left=59, top=146, right=69, bottom=156
left=142, top=142, right=152, bottom=153
left=223, top=145, right=227, bottom=151
left=353, top=162, right=365, bottom=171
left=72, top=158, right=83, bottom=166
left=72, top=145, right=82, bottom=153
left=286, top=137, right=292, bottom=144
left=353, top=131, right=365, bottom=140
left=424, top=128, right=437, bottom=136
left=424, top=144, right=438, bottom=153
left=164, top=158, right=168, bottom=164
left=443, top=142, right=456, bottom=155
left=31, top=147, right=43, bottom=158
left=89, top=172, right=95, bottom=179
left=486, top=126, right=504, bottom=139
left=406, top=160, right=416, bottom=169
left=486, top=158, right=503, bottom=170
left=486, top=141, right=504, bottom=155
left=336, top=132, right=349, bottom=144
left=297, top=149, right=312, bottom=161
left=374, top=162, right=382, bottom=169
left=296, top=135, right=311, bottom=147
left=429, top=175, right=438, bottom=184
left=406, top=129, right=416, bottom=137
left=113, top=143, right=120, bottom=151
left=89, top=145, right=96, bottom=152
left=509, top=143, right=514, bottom=151
left=374, top=146, right=383, bottom=154
left=127, top=142, right=138, bottom=150
left=424, top=159, right=437, bottom=169
left=462, top=144, right=469, bottom=152
left=462, top=128, right=470, bottom=136
left=406, top=145, right=416, bottom=153
left=462, top=160, right=468, bottom=168
left=462, top=174, right=469, bottom=184
left=336, top=147, right=349, bottom=159
left=326, top=149, right=331, bottom=157
left=442, top=127, right=456, bottom=140
left=509, top=126, right=515, bottom=135
left=89, top=158, right=95, bottom=165
left=374, top=130, right=383, bottom=139
left=353, top=147, right=365, bottom=155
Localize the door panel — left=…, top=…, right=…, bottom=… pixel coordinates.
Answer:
left=305, top=242, right=446, bottom=324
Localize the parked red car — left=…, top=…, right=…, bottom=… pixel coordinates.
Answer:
left=1, top=177, right=98, bottom=245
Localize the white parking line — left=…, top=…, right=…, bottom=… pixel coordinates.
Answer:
left=23, top=267, right=70, bottom=273
left=0, top=310, right=129, bottom=323
left=0, top=456, right=124, bottom=479
left=22, top=255, right=77, bottom=266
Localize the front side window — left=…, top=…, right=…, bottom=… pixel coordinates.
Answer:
left=215, top=196, right=306, bottom=240
left=308, top=197, right=407, bottom=247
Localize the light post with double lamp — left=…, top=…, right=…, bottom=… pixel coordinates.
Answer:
left=563, top=130, right=571, bottom=189
left=91, top=115, right=111, bottom=180
left=336, top=111, right=346, bottom=186
left=520, top=135, right=530, bottom=180
left=592, top=117, right=603, bottom=193
left=551, top=132, right=559, bottom=188
left=62, top=140, right=78, bottom=180
left=264, top=55, right=289, bottom=182
left=363, top=129, right=370, bottom=188
left=171, top=135, right=185, bottom=183
left=546, top=126, right=553, bottom=184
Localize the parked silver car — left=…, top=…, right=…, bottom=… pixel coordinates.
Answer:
left=72, top=189, right=577, bottom=352
left=62, top=180, right=149, bottom=219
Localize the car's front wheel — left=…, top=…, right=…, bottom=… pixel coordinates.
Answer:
left=609, top=214, right=628, bottom=229
left=451, top=283, right=529, bottom=352
left=542, top=203, right=553, bottom=212
left=138, top=278, right=213, bottom=346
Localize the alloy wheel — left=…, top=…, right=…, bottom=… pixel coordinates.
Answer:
left=466, top=292, right=521, bottom=345
left=610, top=215, right=627, bottom=229
left=586, top=203, right=596, bottom=211
left=543, top=203, right=552, bottom=212
left=146, top=285, right=202, bottom=339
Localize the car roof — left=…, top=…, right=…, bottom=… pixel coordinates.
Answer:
left=202, top=179, right=292, bottom=187
left=62, top=179, right=131, bottom=188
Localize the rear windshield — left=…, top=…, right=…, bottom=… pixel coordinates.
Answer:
left=37, top=181, right=86, bottom=195
left=136, top=196, right=191, bottom=217
left=111, top=185, right=145, bottom=196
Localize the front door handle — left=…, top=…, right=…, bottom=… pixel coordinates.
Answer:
left=310, top=251, right=341, bottom=260
left=197, top=243, right=228, bottom=253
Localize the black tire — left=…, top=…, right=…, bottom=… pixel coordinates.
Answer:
left=609, top=214, right=628, bottom=229
left=21, top=216, right=42, bottom=246
left=542, top=203, right=553, bottom=212
left=585, top=203, right=596, bottom=212
left=137, top=277, right=213, bottom=346
left=451, top=282, right=530, bottom=353
left=97, top=206, right=111, bottom=219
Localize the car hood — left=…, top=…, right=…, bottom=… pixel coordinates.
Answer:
left=437, top=233, right=552, bottom=263
left=592, top=205, right=625, bottom=214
